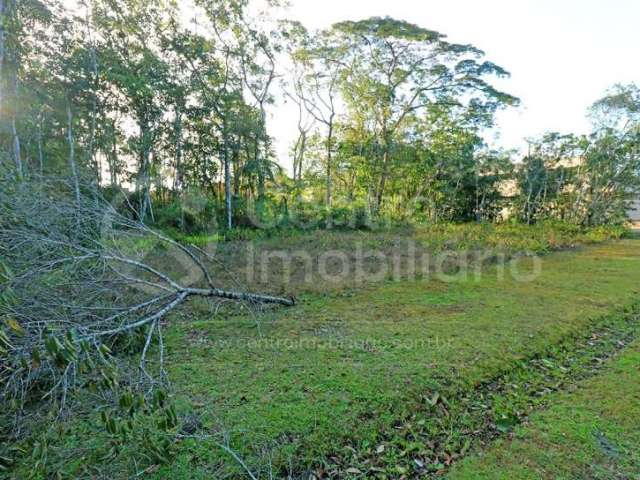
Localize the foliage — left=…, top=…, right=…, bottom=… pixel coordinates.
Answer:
left=1, top=1, right=637, bottom=229
left=1, top=0, right=640, bottom=477
left=513, top=127, right=640, bottom=226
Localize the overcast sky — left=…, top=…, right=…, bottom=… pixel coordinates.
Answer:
left=267, top=0, right=640, bottom=167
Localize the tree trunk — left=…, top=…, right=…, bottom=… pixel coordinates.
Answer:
left=256, top=107, right=267, bottom=201
left=292, top=134, right=302, bottom=182
left=223, top=126, right=232, bottom=230
left=109, top=120, right=118, bottom=188
left=225, top=152, right=232, bottom=230
left=298, top=132, right=306, bottom=181
left=326, top=125, right=333, bottom=208
left=232, top=142, right=241, bottom=196
left=172, top=106, right=183, bottom=193
left=11, top=116, right=21, bottom=177
left=137, top=119, right=153, bottom=221
left=37, top=115, right=44, bottom=176
left=255, top=138, right=265, bottom=201
left=85, top=5, right=99, bottom=184
left=376, top=149, right=390, bottom=210
left=88, top=53, right=98, bottom=183
left=10, top=52, right=22, bottom=176
left=66, top=101, right=81, bottom=206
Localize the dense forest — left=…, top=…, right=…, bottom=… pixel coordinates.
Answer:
left=2, top=0, right=639, bottom=233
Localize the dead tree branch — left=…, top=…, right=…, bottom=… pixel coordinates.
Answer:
left=0, top=176, right=294, bottom=435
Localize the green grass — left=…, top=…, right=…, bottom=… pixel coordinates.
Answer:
left=6, top=224, right=639, bottom=479
left=204, top=222, right=628, bottom=295
left=152, top=239, right=640, bottom=478
left=166, top=220, right=628, bottom=251
left=448, top=339, right=640, bottom=479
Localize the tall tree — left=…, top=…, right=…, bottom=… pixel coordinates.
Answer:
left=332, top=17, right=517, bottom=209
left=289, top=28, right=350, bottom=211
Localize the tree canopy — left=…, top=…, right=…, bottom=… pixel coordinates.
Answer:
left=0, top=2, right=637, bottom=229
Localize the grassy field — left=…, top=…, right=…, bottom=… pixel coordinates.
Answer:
left=9, top=225, right=640, bottom=479
left=449, top=339, right=640, bottom=479
left=151, top=233, right=640, bottom=478
left=201, top=222, right=628, bottom=295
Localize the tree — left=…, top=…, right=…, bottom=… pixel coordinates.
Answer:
left=281, top=22, right=315, bottom=183
left=332, top=17, right=518, bottom=210
left=288, top=26, right=350, bottom=212
left=94, top=0, right=176, bottom=220
left=515, top=133, right=581, bottom=224
left=0, top=0, right=59, bottom=179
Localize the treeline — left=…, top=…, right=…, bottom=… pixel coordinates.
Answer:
left=1, top=0, right=639, bottom=231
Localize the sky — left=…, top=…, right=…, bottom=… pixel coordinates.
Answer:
left=267, top=0, right=640, bottom=167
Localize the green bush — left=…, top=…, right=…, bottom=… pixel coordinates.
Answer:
left=152, top=196, right=218, bottom=234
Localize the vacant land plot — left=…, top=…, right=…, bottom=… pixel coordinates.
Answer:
left=11, top=230, right=640, bottom=479
left=148, top=238, right=640, bottom=478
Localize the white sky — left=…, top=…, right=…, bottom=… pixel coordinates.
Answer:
left=268, top=0, right=640, bottom=168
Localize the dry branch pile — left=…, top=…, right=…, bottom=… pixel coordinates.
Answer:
left=0, top=177, right=293, bottom=437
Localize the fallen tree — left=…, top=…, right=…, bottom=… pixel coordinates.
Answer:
left=0, top=176, right=294, bottom=437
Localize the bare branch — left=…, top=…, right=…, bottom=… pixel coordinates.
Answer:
left=0, top=176, right=294, bottom=436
